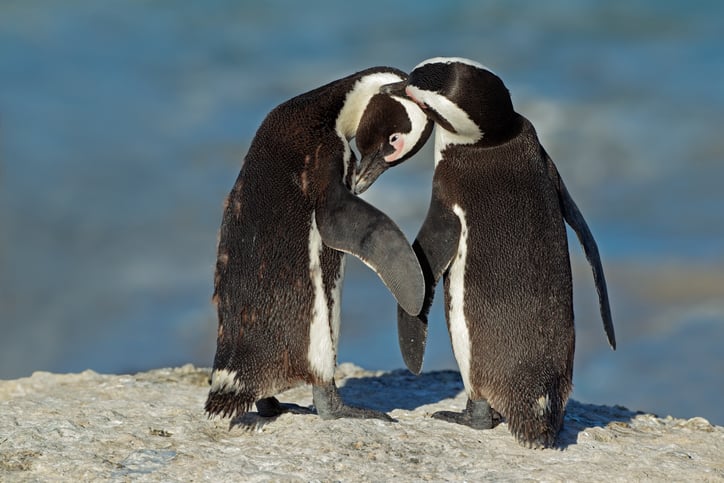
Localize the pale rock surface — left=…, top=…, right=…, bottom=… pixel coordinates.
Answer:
left=1, top=364, right=722, bottom=481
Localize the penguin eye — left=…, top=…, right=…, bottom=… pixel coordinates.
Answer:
left=389, top=134, right=400, bottom=144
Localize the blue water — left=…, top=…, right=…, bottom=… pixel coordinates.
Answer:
left=2, top=1, right=723, bottom=425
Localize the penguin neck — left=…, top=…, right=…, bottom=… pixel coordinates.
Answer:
left=433, top=124, right=482, bottom=167
left=335, top=72, right=404, bottom=140
left=434, top=113, right=527, bottom=166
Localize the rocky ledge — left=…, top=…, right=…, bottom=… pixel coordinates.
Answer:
left=1, top=364, right=722, bottom=481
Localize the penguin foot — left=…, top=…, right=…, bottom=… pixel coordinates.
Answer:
left=432, top=398, right=502, bottom=430
left=229, top=397, right=314, bottom=431
left=313, top=381, right=394, bottom=422
left=255, top=397, right=313, bottom=417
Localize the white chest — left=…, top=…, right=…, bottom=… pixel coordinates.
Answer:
left=447, top=204, right=473, bottom=393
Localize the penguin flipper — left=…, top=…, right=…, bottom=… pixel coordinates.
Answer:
left=397, top=192, right=461, bottom=374
left=545, top=153, right=616, bottom=350
left=316, top=181, right=424, bottom=316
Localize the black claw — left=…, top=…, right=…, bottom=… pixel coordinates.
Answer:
left=313, top=381, right=394, bottom=422
left=432, top=398, right=501, bottom=430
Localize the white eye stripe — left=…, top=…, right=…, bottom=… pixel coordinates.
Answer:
left=404, top=85, right=482, bottom=167
left=405, top=85, right=481, bottom=143
left=391, top=95, right=429, bottom=157
left=335, top=71, right=407, bottom=180
left=336, top=71, right=406, bottom=140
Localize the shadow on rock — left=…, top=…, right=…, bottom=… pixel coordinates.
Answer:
left=557, top=400, right=642, bottom=448
left=229, top=402, right=314, bottom=431
left=338, top=369, right=465, bottom=413
left=340, top=370, right=640, bottom=449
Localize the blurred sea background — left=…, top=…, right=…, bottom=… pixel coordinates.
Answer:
left=1, top=1, right=723, bottom=425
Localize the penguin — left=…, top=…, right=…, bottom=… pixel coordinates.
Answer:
left=205, top=67, right=433, bottom=423
left=372, top=57, right=616, bottom=447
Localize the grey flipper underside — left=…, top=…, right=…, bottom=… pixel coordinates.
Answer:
left=397, top=192, right=461, bottom=374
left=546, top=153, right=616, bottom=349
left=316, top=180, right=424, bottom=316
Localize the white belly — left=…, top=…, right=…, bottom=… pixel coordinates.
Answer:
left=307, top=212, right=343, bottom=381
left=448, top=204, right=473, bottom=394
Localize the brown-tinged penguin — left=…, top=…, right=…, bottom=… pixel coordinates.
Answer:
left=206, top=67, right=433, bottom=423
left=366, top=57, right=615, bottom=447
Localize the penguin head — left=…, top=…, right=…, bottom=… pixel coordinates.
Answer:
left=384, top=57, right=516, bottom=146
left=354, top=93, right=432, bottom=194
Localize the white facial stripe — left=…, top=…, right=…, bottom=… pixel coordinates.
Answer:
left=448, top=204, right=472, bottom=395
left=336, top=72, right=405, bottom=140
left=307, top=212, right=335, bottom=381
left=336, top=72, right=405, bottom=180
left=406, top=84, right=481, bottom=169
left=413, top=56, right=496, bottom=76
left=390, top=95, right=429, bottom=159
left=406, top=85, right=481, bottom=141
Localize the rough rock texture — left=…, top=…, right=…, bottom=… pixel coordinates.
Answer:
left=1, top=364, right=722, bottom=482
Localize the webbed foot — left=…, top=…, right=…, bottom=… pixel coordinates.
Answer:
left=313, top=381, right=394, bottom=422
left=255, top=396, right=313, bottom=417
left=432, top=398, right=501, bottom=430
left=229, top=397, right=313, bottom=431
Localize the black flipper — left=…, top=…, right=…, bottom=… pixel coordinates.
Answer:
left=397, top=191, right=461, bottom=374
left=316, top=180, right=424, bottom=316
left=545, top=153, right=616, bottom=350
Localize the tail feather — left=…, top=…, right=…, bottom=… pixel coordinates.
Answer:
left=205, top=368, right=258, bottom=419
left=493, top=376, right=571, bottom=448
left=506, top=399, right=565, bottom=449
left=205, top=387, right=256, bottom=419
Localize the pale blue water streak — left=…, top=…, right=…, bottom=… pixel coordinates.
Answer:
left=1, top=1, right=723, bottom=425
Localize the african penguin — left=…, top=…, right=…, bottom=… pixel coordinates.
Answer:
left=206, top=67, right=433, bottom=423
left=382, top=57, right=616, bottom=447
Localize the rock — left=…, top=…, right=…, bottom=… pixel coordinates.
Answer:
left=1, top=363, right=723, bottom=481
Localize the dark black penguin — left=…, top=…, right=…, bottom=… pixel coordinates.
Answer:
left=206, top=67, right=433, bottom=423
left=383, top=57, right=615, bottom=447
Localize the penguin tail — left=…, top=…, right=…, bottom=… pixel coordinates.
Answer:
left=205, top=368, right=257, bottom=419
left=497, top=378, right=570, bottom=449
left=205, top=388, right=256, bottom=419
left=506, top=404, right=563, bottom=449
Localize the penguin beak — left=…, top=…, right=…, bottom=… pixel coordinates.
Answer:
left=354, top=147, right=388, bottom=195
left=380, top=81, right=407, bottom=97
